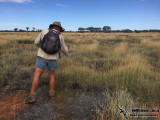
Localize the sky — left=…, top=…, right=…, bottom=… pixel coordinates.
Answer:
left=0, top=0, right=160, bottom=31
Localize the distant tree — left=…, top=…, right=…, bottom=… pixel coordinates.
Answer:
left=32, top=27, right=35, bottom=31
left=19, top=29, right=25, bottom=32
left=78, top=27, right=86, bottom=32
left=122, top=29, right=132, bottom=33
left=103, top=26, right=111, bottom=32
left=87, top=27, right=95, bottom=32
left=134, top=30, right=140, bottom=33
left=14, top=28, right=18, bottom=32
left=37, top=29, right=42, bottom=32
left=26, top=27, right=29, bottom=31
left=112, top=30, right=120, bottom=32
left=143, top=30, right=149, bottom=32
left=94, top=27, right=101, bottom=32
left=148, top=29, right=160, bottom=32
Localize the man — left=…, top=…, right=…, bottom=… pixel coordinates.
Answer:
left=24, top=22, right=69, bottom=104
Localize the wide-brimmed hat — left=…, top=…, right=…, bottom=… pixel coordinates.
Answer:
left=51, top=22, right=65, bottom=32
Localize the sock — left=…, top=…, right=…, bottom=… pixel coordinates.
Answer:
left=30, top=92, right=36, bottom=96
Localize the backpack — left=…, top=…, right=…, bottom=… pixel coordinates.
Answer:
left=40, top=29, right=61, bottom=54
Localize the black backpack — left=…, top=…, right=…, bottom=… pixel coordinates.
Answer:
left=40, top=29, right=61, bottom=54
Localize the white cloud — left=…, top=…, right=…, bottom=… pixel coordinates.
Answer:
left=56, top=3, right=68, bottom=7
left=0, top=0, right=32, bottom=3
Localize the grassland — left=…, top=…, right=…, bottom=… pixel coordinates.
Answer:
left=0, top=32, right=160, bottom=120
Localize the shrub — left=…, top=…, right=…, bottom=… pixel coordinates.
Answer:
left=16, top=39, right=33, bottom=44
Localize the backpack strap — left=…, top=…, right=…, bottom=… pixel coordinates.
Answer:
left=48, top=28, right=53, bottom=32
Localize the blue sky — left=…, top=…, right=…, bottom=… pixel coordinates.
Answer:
left=0, top=0, right=160, bottom=31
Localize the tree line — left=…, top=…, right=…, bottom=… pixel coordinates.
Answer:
left=14, top=27, right=42, bottom=32
left=78, top=26, right=111, bottom=32
left=78, top=26, right=160, bottom=33
left=0, top=26, right=160, bottom=33
left=0, top=27, right=42, bottom=32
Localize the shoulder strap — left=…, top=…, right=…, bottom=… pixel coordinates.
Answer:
left=48, top=28, right=53, bottom=32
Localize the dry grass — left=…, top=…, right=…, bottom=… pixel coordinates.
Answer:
left=0, top=32, right=160, bottom=120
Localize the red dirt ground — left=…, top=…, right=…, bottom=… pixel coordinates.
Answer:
left=0, top=91, right=28, bottom=120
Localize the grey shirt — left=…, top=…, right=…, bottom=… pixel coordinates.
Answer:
left=34, top=28, right=68, bottom=60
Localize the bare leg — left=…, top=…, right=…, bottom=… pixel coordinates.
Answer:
left=31, top=68, right=44, bottom=92
left=48, top=70, right=55, bottom=91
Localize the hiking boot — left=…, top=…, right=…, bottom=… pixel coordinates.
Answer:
left=49, top=90, right=56, bottom=101
left=24, top=92, right=36, bottom=104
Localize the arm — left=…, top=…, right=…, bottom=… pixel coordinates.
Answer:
left=34, top=32, right=42, bottom=47
left=59, top=34, right=69, bottom=56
